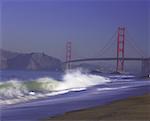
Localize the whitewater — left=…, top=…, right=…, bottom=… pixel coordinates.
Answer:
left=0, top=69, right=111, bottom=105
left=1, top=69, right=150, bottom=121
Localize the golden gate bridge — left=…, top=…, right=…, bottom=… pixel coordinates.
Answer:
left=64, top=27, right=150, bottom=75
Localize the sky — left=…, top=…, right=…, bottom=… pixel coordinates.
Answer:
left=0, top=0, right=149, bottom=61
left=148, top=2, right=150, bottom=56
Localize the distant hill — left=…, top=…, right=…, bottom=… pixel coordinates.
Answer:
left=0, top=49, right=62, bottom=71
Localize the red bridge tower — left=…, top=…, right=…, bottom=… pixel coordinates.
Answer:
left=116, top=27, right=125, bottom=72
left=66, top=41, right=72, bottom=70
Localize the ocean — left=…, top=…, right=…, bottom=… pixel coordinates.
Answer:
left=0, top=69, right=150, bottom=121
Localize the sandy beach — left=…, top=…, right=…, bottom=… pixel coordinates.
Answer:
left=44, top=93, right=150, bottom=121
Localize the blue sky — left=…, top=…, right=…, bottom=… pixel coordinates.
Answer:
left=148, top=2, right=150, bottom=56
left=1, top=0, right=149, bottom=60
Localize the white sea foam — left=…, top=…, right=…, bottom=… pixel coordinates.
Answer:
left=55, top=69, right=110, bottom=90
left=0, top=80, right=28, bottom=98
left=97, top=86, right=130, bottom=91
left=0, top=69, right=111, bottom=105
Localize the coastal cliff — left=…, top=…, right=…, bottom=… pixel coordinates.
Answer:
left=0, top=49, right=62, bottom=71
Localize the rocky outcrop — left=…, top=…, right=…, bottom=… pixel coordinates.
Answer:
left=0, top=49, right=62, bottom=71
left=0, top=49, right=20, bottom=69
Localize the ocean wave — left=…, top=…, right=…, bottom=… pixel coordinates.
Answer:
left=0, top=69, right=111, bottom=105
left=0, top=80, right=28, bottom=99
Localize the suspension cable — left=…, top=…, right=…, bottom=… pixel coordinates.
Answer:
left=98, top=30, right=117, bottom=57
left=126, top=30, right=145, bottom=57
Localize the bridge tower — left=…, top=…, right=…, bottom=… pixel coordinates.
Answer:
left=116, top=27, right=125, bottom=72
left=142, top=59, right=150, bottom=77
left=66, top=41, right=72, bottom=70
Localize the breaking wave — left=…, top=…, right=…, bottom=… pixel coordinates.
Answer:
left=0, top=69, right=110, bottom=105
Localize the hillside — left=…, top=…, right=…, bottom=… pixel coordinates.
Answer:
left=0, top=49, right=62, bottom=71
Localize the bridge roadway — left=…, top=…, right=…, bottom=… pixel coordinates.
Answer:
left=64, top=57, right=150, bottom=63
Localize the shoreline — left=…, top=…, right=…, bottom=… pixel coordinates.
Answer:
left=44, top=93, right=150, bottom=121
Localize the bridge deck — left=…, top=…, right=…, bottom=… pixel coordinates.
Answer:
left=64, top=58, right=150, bottom=63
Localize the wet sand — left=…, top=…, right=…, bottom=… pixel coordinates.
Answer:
left=44, top=93, right=150, bottom=121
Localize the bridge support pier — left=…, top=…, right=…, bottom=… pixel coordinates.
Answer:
left=141, top=59, right=150, bottom=77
